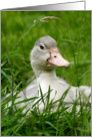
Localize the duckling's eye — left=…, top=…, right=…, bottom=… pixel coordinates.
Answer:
left=39, top=43, right=45, bottom=50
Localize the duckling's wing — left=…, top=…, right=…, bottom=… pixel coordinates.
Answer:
left=57, top=77, right=91, bottom=102
left=57, top=77, right=69, bottom=88
left=12, top=79, right=38, bottom=113
left=17, top=79, right=38, bottom=101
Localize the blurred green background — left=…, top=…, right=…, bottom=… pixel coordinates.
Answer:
left=1, top=11, right=91, bottom=95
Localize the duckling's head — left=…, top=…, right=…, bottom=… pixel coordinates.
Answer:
left=31, top=36, right=70, bottom=76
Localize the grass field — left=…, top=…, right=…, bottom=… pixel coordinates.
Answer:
left=1, top=11, right=91, bottom=136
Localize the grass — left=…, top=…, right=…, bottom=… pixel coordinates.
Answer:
left=1, top=11, right=91, bottom=136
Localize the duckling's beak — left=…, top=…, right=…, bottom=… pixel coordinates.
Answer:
left=48, top=48, right=70, bottom=67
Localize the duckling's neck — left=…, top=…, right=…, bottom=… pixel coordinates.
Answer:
left=35, top=69, right=57, bottom=95
left=37, top=69, right=56, bottom=83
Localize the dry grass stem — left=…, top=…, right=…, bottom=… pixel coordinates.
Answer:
left=40, top=16, right=59, bottom=22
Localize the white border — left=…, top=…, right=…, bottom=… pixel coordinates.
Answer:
left=0, top=0, right=91, bottom=10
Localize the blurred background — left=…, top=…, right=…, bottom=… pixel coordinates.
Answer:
left=1, top=11, right=91, bottom=96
